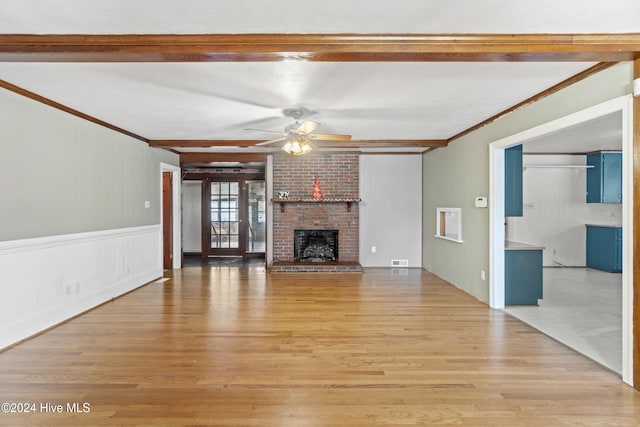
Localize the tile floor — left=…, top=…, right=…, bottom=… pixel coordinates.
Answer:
left=504, top=267, right=622, bottom=374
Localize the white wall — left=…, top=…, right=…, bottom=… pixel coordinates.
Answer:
left=182, top=180, right=202, bottom=253
left=359, top=154, right=422, bottom=267
left=0, top=86, right=179, bottom=348
left=507, top=154, right=622, bottom=266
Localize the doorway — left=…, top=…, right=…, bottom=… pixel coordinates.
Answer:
left=162, top=171, right=173, bottom=269
left=488, top=96, right=633, bottom=385
left=204, top=178, right=266, bottom=257
left=161, top=163, right=181, bottom=270
left=202, top=179, right=265, bottom=256
left=182, top=166, right=266, bottom=260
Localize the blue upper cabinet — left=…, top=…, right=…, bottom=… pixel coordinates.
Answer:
left=586, top=151, right=622, bottom=203
left=505, top=144, right=523, bottom=217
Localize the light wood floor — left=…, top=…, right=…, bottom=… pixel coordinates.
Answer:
left=1, top=266, right=639, bottom=426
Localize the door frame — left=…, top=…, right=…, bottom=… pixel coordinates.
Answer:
left=203, top=178, right=246, bottom=257
left=245, top=179, right=267, bottom=255
left=160, top=163, right=181, bottom=269
left=162, top=171, right=173, bottom=269
left=488, top=95, right=634, bottom=385
left=188, top=171, right=265, bottom=258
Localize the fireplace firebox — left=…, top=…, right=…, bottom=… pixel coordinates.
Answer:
left=294, top=229, right=338, bottom=262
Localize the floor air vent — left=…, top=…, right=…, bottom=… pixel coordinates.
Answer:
left=391, top=259, right=409, bottom=267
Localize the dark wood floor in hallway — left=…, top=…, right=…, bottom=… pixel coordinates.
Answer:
left=1, top=266, right=639, bottom=426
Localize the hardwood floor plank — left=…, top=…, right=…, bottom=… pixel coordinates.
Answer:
left=0, top=267, right=639, bottom=425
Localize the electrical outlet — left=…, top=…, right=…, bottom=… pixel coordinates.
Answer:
left=371, top=246, right=376, bottom=253
left=480, top=270, right=486, bottom=281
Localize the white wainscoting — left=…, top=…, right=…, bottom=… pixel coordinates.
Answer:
left=0, top=225, right=163, bottom=349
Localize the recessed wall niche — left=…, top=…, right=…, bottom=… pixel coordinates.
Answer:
left=436, top=207, right=463, bottom=243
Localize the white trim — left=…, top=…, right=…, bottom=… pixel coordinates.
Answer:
left=0, top=224, right=159, bottom=254
left=489, top=146, right=505, bottom=309
left=266, top=154, right=274, bottom=265
left=0, top=224, right=162, bottom=349
left=434, top=235, right=464, bottom=244
left=488, top=95, right=633, bottom=386
left=620, top=95, right=634, bottom=386
left=161, top=162, right=182, bottom=269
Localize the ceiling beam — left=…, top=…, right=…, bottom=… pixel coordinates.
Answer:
left=0, top=34, right=639, bottom=62
left=180, top=152, right=267, bottom=164
left=150, top=139, right=448, bottom=148
left=151, top=140, right=269, bottom=147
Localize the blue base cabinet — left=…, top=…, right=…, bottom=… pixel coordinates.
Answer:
left=505, top=248, right=543, bottom=305
left=586, top=225, right=622, bottom=273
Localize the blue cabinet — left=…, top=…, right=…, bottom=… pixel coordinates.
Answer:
left=505, top=243, right=543, bottom=305
left=586, top=151, right=622, bottom=203
left=586, top=225, right=622, bottom=273
left=505, top=144, right=523, bottom=217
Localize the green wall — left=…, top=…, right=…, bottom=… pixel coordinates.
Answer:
left=422, top=62, right=633, bottom=303
left=0, top=87, right=179, bottom=242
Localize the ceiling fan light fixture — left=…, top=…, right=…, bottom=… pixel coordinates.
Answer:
left=282, top=137, right=312, bottom=155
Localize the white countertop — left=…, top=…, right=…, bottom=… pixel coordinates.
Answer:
left=505, top=240, right=545, bottom=251
left=585, top=224, right=622, bottom=228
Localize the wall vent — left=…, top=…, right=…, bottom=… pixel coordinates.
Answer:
left=391, top=259, right=409, bottom=267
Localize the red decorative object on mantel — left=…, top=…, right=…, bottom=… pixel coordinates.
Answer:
left=312, top=175, right=323, bottom=199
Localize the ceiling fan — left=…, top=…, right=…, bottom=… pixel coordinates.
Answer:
left=246, top=108, right=352, bottom=155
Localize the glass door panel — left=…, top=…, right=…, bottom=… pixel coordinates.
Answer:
left=246, top=181, right=266, bottom=253
left=210, top=181, right=240, bottom=251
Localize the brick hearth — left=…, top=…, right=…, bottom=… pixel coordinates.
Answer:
left=270, top=152, right=362, bottom=273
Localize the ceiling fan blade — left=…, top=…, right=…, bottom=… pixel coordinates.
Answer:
left=297, top=120, right=320, bottom=134
left=235, top=116, right=284, bottom=129
left=310, top=133, right=352, bottom=142
left=244, top=127, right=285, bottom=135
left=256, top=137, right=288, bottom=146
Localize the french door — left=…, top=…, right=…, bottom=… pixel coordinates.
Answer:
left=202, top=179, right=266, bottom=257
left=206, top=180, right=243, bottom=256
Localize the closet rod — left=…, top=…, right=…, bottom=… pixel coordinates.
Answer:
left=524, top=165, right=594, bottom=169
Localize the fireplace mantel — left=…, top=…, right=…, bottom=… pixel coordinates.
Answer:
left=271, top=197, right=362, bottom=212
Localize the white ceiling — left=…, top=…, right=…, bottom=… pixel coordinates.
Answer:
left=0, top=61, right=597, bottom=142
left=0, top=1, right=637, bottom=155
left=523, top=111, right=622, bottom=154
left=2, top=0, right=639, bottom=34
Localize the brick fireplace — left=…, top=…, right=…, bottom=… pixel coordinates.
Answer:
left=270, top=152, right=362, bottom=272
